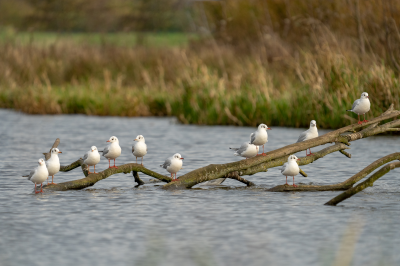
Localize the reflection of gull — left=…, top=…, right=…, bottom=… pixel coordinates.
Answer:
left=281, top=155, right=300, bottom=187
left=160, top=153, right=183, bottom=181
left=346, top=92, right=370, bottom=124
left=250, top=124, right=271, bottom=155
left=83, top=146, right=101, bottom=173
left=25, top=158, right=49, bottom=194
left=103, top=136, right=121, bottom=168
left=46, top=148, right=62, bottom=185
left=132, top=135, right=147, bottom=165
left=297, top=120, right=318, bottom=156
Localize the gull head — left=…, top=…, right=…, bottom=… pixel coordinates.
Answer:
left=360, top=92, right=369, bottom=99
left=288, top=155, right=300, bottom=162
left=51, top=148, right=62, bottom=154
left=258, top=123, right=271, bottom=131
left=38, top=158, right=45, bottom=166
left=91, top=146, right=97, bottom=152
left=134, top=135, right=145, bottom=142
left=173, top=153, right=184, bottom=160
left=310, top=120, right=317, bottom=128
left=107, top=136, right=118, bottom=143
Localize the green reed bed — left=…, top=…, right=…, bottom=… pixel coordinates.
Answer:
left=0, top=36, right=399, bottom=128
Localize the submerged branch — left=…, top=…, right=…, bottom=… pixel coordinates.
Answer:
left=325, top=161, right=400, bottom=206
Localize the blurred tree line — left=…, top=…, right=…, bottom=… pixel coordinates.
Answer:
left=0, top=0, right=192, bottom=32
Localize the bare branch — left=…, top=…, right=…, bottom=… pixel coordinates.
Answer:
left=325, top=161, right=400, bottom=206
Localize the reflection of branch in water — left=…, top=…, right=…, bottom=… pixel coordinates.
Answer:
left=332, top=216, right=364, bottom=266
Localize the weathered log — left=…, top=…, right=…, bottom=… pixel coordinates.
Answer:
left=325, top=161, right=400, bottom=206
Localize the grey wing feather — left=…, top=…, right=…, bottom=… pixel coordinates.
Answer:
left=27, top=169, right=35, bottom=180
left=160, top=158, right=172, bottom=169
left=280, top=163, right=287, bottom=173
left=235, top=143, right=248, bottom=155
left=102, top=146, right=110, bottom=156
left=296, top=130, right=308, bottom=143
left=351, top=99, right=360, bottom=110
left=250, top=133, right=256, bottom=144
left=82, top=152, right=89, bottom=161
left=229, top=147, right=239, bottom=151
left=131, top=145, right=135, bottom=153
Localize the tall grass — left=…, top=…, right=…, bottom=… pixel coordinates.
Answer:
left=1, top=36, right=398, bottom=129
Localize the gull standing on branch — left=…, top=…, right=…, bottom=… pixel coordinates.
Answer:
left=281, top=155, right=300, bottom=187
left=46, top=148, right=62, bottom=185
left=160, top=153, right=184, bottom=181
left=103, top=136, right=121, bottom=169
left=25, top=159, right=49, bottom=194
left=83, top=146, right=101, bottom=173
left=250, top=124, right=271, bottom=156
left=346, top=92, right=370, bottom=124
left=296, top=120, right=319, bottom=156
left=132, top=135, right=147, bottom=165
left=230, top=134, right=259, bottom=159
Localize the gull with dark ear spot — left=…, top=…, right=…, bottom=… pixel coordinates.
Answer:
left=296, top=120, right=318, bottom=156
left=160, top=153, right=184, bottom=181
left=103, top=136, right=121, bottom=168
left=46, top=148, right=62, bottom=185
left=83, top=146, right=101, bottom=174
left=346, top=92, right=370, bottom=124
left=132, top=135, right=147, bottom=165
left=280, top=155, right=300, bottom=187
left=24, top=159, right=49, bottom=194
left=250, top=123, right=271, bottom=156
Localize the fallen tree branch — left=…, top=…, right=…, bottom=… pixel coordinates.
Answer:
left=269, top=153, right=400, bottom=192
left=163, top=106, right=400, bottom=190
left=325, top=161, right=400, bottom=206
left=44, top=163, right=172, bottom=191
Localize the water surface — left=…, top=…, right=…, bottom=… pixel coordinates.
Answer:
left=0, top=109, right=399, bottom=266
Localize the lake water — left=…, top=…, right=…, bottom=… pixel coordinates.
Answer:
left=1, top=109, right=399, bottom=266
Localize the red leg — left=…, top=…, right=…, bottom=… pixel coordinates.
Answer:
left=88, top=166, right=92, bottom=174
left=261, top=145, right=267, bottom=156
left=108, top=159, right=111, bottom=168
left=40, top=183, right=44, bottom=193
left=34, top=183, right=40, bottom=194
left=49, top=175, right=57, bottom=185
left=93, top=165, right=97, bottom=174
left=308, top=148, right=314, bottom=156
left=285, top=176, right=288, bottom=185
left=113, top=159, right=118, bottom=168
left=292, top=176, right=297, bottom=187
left=363, top=114, right=368, bottom=123
left=357, top=114, right=362, bottom=124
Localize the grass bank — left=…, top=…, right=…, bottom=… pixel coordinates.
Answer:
left=0, top=31, right=399, bottom=128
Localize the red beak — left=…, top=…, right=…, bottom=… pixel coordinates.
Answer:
left=106, top=140, right=110, bottom=142
left=367, top=96, right=369, bottom=98
left=58, top=151, right=62, bottom=153
left=297, top=159, right=300, bottom=161
left=267, top=127, right=271, bottom=130
left=180, top=158, right=184, bottom=160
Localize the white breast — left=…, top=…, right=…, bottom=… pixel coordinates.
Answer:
left=252, top=130, right=268, bottom=145
left=30, top=166, right=49, bottom=184
left=353, top=99, right=370, bottom=115
left=281, top=162, right=300, bottom=177
left=166, top=159, right=183, bottom=174
left=46, top=156, right=60, bottom=176
left=133, top=142, right=147, bottom=157
left=84, top=152, right=100, bottom=166
left=239, top=144, right=258, bottom=158
left=104, top=143, right=122, bottom=159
